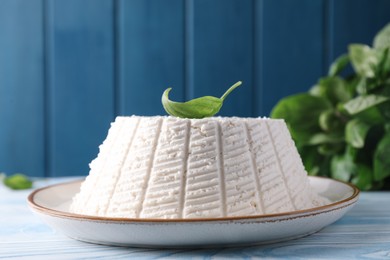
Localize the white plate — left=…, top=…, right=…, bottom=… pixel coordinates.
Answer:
left=28, top=176, right=359, bottom=248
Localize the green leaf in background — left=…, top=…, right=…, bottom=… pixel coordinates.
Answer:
left=343, top=94, right=389, bottom=115
left=271, top=94, right=332, bottom=144
left=298, top=146, right=321, bottom=175
left=373, top=23, right=390, bottom=77
left=319, top=110, right=333, bottom=132
left=270, top=23, right=390, bottom=190
left=376, top=48, right=390, bottom=77
left=330, top=146, right=357, bottom=182
left=319, top=110, right=343, bottom=132
left=3, top=173, right=33, bottom=190
left=355, top=77, right=368, bottom=95
left=162, top=81, right=242, bottom=118
left=310, top=77, right=351, bottom=105
left=374, top=132, right=390, bottom=181
left=328, top=54, right=350, bottom=77
left=299, top=146, right=332, bottom=177
left=331, top=154, right=355, bottom=182
left=318, top=143, right=343, bottom=156
left=307, top=133, right=343, bottom=146
left=385, top=123, right=390, bottom=133
left=345, top=119, right=371, bottom=148
left=355, top=106, right=385, bottom=125
left=349, top=44, right=380, bottom=78
left=351, top=164, right=373, bottom=190
left=354, top=76, right=383, bottom=95
left=373, top=23, right=390, bottom=50
left=378, top=99, right=390, bottom=120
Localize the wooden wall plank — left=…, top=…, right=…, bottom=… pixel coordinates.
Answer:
left=257, top=0, right=325, bottom=116
left=119, top=0, right=185, bottom=116
left=2, top=0, right=390, bottom=177
left=0, top=0, right=45, bottom=177
left=187, top=0, right=253, bottom=117
left=329, top=0, right=390, bottom=61
left=47, top=0, right=115, bottom=176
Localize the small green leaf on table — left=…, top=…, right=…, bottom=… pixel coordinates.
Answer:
left=3, top=173, right=33, bottom=190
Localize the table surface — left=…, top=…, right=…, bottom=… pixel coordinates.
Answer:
left=1, top=177, right=389, bottom=260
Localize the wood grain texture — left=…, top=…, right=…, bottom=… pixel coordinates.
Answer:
left=1, top=177, right=389, bottom=259
left=0, top=0, right=45, bottom=177
left=118, top=0, right=185, bottom=116
left=47, top=0, right=115, bottom=176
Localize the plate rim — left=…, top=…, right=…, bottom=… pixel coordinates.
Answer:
left=27, top=176, right=359, bottom=223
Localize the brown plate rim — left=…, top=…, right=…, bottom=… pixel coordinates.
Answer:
left=27, top=176, right=360, bottom=223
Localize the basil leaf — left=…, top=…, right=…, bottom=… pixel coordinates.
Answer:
left=376, top=48, right=390, bottom=77
left=319, top=110, right=336, bottom=132
left=355, top=106, right=385, bottom=125
left=307, top=133, right=343, bottom=146
left=349, top=44, right=380, bottom=78
left=385, top=123, right=390, bottom=133
left=317, top=143, right=343, bottom=156
left=324, top=76, right=351, bottom=103
left=271, top=94, right=332, bottom=144
left=372, top=26, right=390, bottom=79
left=298, top=146, right=321, bottom=175
left=355, top=77, right=368, bottom=95
left=331, top=155, right=354, bottom=182
left=345, top=119, right=371, bottom=148
left=3, top=173, right=33, bottom=190
left=374, top=132, right=390, bottom=181
left=353, top=77, right=382, bottom=95
left=299, top=146, right=332, bottom=177
left=328, top=54, right=350, bottom=76
left=310, top=76, right=351, bottom=105
left=373, top=23, right=390, bottom=50
left=330, top=147, right=357, bottom=182
left=343, top=94, right=390, bottom=115
left=162, top=81, right=242, bottom=118
left=351, top=164, right=373, bottom=190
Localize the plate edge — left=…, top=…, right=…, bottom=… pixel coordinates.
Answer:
left=27, top=176, right=360, bottom=223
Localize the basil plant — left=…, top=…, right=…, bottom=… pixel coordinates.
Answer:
left=271, top=23, right=390, bottom=190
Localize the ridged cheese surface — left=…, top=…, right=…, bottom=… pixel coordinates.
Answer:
left=70, top=116, right=329, bottom=218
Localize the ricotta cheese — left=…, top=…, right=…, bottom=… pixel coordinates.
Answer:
left=70, top=116, right=329, bottom=219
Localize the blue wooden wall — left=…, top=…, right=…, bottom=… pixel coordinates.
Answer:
left=1, top=0, right=390, bottom=177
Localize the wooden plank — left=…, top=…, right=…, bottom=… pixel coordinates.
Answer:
left=47, top=0, right=115, bottom=176
left=118, top=0, right=185, bottom=116
left=187, top=0, right=253, bottom=117
left=257, top=0, right=324, bottom=116
left=329, top=0, right=390, bottom=61
left=0, top=0, right=45, bottom=177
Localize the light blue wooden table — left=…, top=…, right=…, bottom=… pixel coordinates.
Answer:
left=1, top=177, right=389, bottom=260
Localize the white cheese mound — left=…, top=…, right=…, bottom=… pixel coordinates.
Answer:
left=70, top=116, right=330, bottom=219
